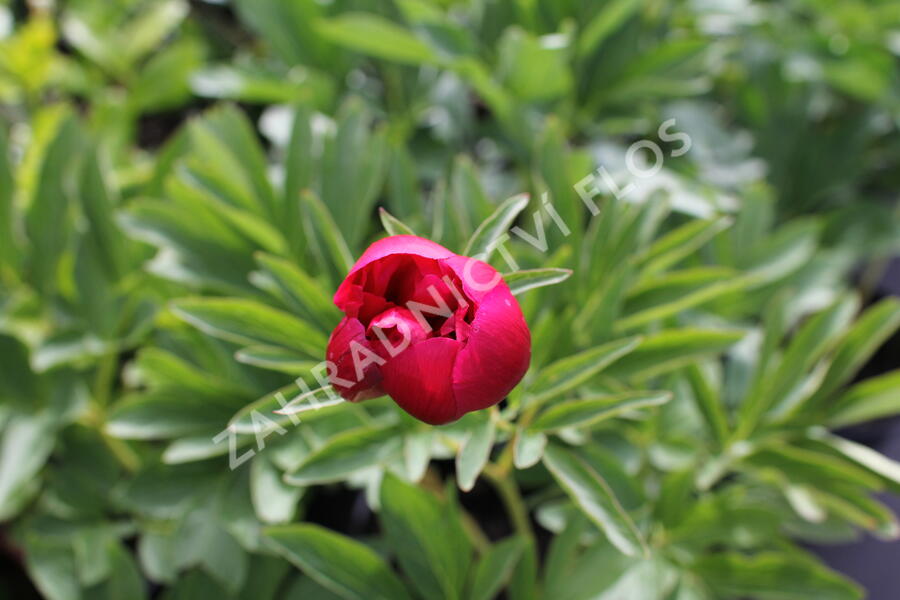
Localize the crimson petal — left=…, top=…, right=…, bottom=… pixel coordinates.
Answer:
left=451, top=282, right=531, bottom=416
left=381, top=337, right=462, bottom=425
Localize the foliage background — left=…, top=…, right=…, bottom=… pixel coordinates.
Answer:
left=1, top=0, right=900, bottom=598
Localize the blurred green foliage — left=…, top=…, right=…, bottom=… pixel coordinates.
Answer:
left=1, top=0, right=900, bottom=598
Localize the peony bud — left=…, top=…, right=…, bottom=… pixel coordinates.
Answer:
left=326, top=235, right=531, bottom=425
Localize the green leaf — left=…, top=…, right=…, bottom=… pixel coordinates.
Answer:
left=577, top=0, right=641, bottom=57
left=162, top=435, right=237, bottom=464
left=91, top=543, right=147, bottom=600
left=380, top=473, right=472, bottom=600
left=0, top=125, right=16, bottom=276
left=25, top=114, right=80, bottom=294
left=120, top=0, right=189, bottom=65
left=254, top=252, right=341, bottom=329
left=748, top=445, right=882, bottom=491
left=283, top=104, right=313, bottom=257
left=468, top=536, right=526, bottom=600
left=285, top=426, right=401, bottom=486
left=235, top=345, right=318, bottom=375
left=78, top=144, right=128, bottom=282
left=497, top=28, right=572, bottom=101
left=464, top=194, right=529, bottom=260
left=530, top=391, right=671, bottom=432
left=24, top=538, right=80, bottom=600
left=685, top=363, right=730, bottom=445
left=301, top=191, right=354, bottom=283
left=171, top=297, right=327, bottom=357
left=812, top=297, right=900, bottom=405
left=693, top=552, right=862, bottom=600
left=828, top=370, right=900, bottom=428
left=252, top=452, right=303, bottom=524
left=0, top=413, right=55, bottom=520
left=636, top=216, right=732, bottom=277
left=618, top=268, right=758, bottom=331
left=504, top=268, right=573, bottom=295
left=742, top=219, right=820, bottom=284
left=319, top=101, right=388, bottom=249
left=740, top=294, right=859, bottom=434
left=604, top=328, right=744, bottom=380
left=379, top=207, right=416, bottom=236
left=106, top=390, right=235, bottom=440
left=265, top=524, right=412, bottom=600
left=316, top=13, right=439, bottom=65
left=527, top=336, right=641, bottom=406
left=810, top=485, right=899, bottom=539
left=456, top=415, right=495, bottom=492
left=233, top=0, right=327, bottom=66
left=513, top=430, right=547, bottom=469
left=543, top=444, right=648, bottom=557
left=810, top=429, right=900, bottom=486
left=228, top=382, right=342, bottom=435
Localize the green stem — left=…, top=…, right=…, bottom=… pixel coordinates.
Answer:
left=484, top=465, right=533, bottom=542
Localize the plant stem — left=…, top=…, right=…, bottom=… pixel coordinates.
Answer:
left=484, top=464, right=533, bottom=542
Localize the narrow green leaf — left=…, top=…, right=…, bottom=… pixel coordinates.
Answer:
left=254, top=252, right=341, bottom=329
left=740, top=294, right=859, bottom=435
left=693, top=552, right=861, bottom=600
left=79, top=144, right=128, bottom=282
left=228, top=382, right=341, bottom=435
left=812, top=298, right=900, bottom=406
left=810, top=429, right=900, bottom=486
left=685, top=363, right=729, bottom=445
left=749, top=443, right=883, bottom=490
left=618, top=270, right=758, bottom=331
left=235, top=345, right=318, bottom=375
left=468, top=536, right=526, bottom=600
left=543, top=444, right=648, bottom=557
left=456, top=416, right=495, bottom=492
left=577, top=0, right=642, bottom=58
left=637, top=216, right=732, bottom=277
left=26, top=115, right=79, bottom=294
left=265, top=524, right=412, bottom=600
left=252, top=452, right=303, bottom=524
left=106, top=390, right=234, bottom=440
left=0, top=125, right=17, bottom=276
left=605, top=328, right=744, bottom=380
left=464, top=194, right=529, bottom=260
left=379, top=207, right=416, bottom=236
left=504, top=268, right=573, bottom=295
left=171, top=297, right=327, bottom=357
left=513, top=430, right=547, bottom=469
left=380, top=474, right=472, bottom=600
left=527, top=336, right=641, bottom=406
left=530, top=391, right=671, bottom=432
left=301, top=190, right=354, bottom=282
left=317, top=13, right=439, bottom=65
left=120, top=0, right=189, bottom=65
left=0, top=414, right=55, bottom=520
left=828, top=370, right=900, bottom=428
left=285, top=426, right=401, bottom=486
left=283, top=104, right=313, bottom=257
left=811, top=486, right=899, bottom=539
left=320, top=101, right=388, bottom=248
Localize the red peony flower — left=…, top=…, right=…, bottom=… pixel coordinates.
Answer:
left=325, top=235, right=531, bottom=425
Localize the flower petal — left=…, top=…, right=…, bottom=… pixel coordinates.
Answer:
left=349, top=235, right=455, bottom=276
left=452, top=282, right=531, bottom=416
left=326, top=317, right=384, bottom=402
left=442, top=254, right=506, bottom=304
left=381, top=337, right=462, bottom=425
